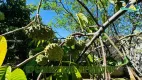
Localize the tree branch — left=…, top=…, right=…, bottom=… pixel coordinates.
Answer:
left=37, top=0, right=43, bottom=14
left=99, top=37, right=108, bottom=80
left=37, top=71, right=43, bottom=80
left=0, top=21, right=34, bottom=36
left=75, top=0, right=141, bottom=63
left=0, top=0, right=44, bottom=36
left=15, top=51, right=44, bottom=68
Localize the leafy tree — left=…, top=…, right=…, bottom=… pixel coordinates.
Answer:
left=41, top=0, right=142, bottom=35
left=0, top=0, right=142, bottom=80
left=0, top=0, right=31, bottom=65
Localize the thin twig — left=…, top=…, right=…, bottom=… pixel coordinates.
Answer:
left=37, top=0, right=43, bottom=14
left=112, top=23, right=118, bottom=35
left=0, top=21, right=34, bottom=36
left=71, top=32, right=94, bottom=36
left=59, top=0, right=79, bottom=25
left=15, top=51, right=44, bottom=68
left=119, top=32, right=142, bottom=40
left=37, top=71, right=43, bottom=80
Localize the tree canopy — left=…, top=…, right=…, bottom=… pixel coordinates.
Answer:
left=0, top=0, right=142, bottom=80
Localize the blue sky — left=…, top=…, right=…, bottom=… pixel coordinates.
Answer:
left=26, top=0, right=71, bottom=38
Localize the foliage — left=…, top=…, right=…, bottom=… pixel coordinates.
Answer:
left=0, top=0, right=142, bottom=80
left=0, top=66, right=27, bottom=80
left=0, top=36, right=7, bottom=66
left=0, top=66, right=7, bottom=80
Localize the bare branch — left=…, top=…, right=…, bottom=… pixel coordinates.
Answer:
left=75, top=0, right=141, bottom=63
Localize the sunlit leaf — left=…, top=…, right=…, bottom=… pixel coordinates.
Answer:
left=11, top=68, right=27, bottom=80
left=76, top=13, right=88, bottom=31
left=37, top=40, right=41, bottom=47
left=5, top=66, right=12, bottom=80
left=87, top=54, right=93, bottom=63
left=54, top=67, right=68, bottom=80
left=0, top=36, right=7, bottom=66
left=73, top=66, right=82, bottom=79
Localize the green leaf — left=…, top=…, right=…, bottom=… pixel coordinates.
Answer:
left=87, top=54, right=93, bottom=63
left=0, top=66, right=8, bottom=80
left=77, top=13, right=88, bottom=23
left=115, top=2, right=122, bottom=12
left=76, top=13, right=88, bottom=31
left=11, top=68, right=27, bottom=80
left=71, top=45, right=75, bottom=49
left=37, top=40, right=41, bottom=47
left=0, top=11, right=5, bottom=21
left=54, top=67, right=68, bottom=80
left=73, top=66, right=82, bottom=79
left=102, top=14, right=107, bottom=23
left=122, top=56, right=129, bottom=65
left=102, top=34, right=107, bottom=40
left=5, top=66, right=12, bottom=80
left=62, top=46, right=70, bottom=54
left=115, top=56, right=129, bottom=66
left=23, top=59, right=37, bottom=73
